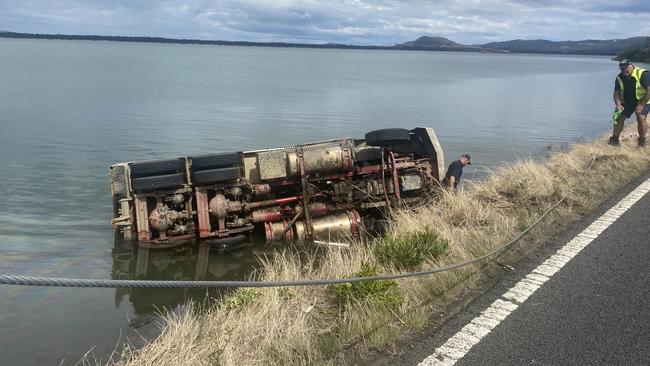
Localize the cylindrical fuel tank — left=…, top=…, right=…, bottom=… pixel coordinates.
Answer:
left=264, top=218, right=294, bottom=243
left=264, top=210, right=361, bottom=244
left=286, top=144, right=352, bottom=177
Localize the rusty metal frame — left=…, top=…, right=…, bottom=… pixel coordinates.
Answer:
left=134, top=196, right=151, bottom=242
left=297, top=154, right=314, bottom=241
left=196, top=188, right=212, bottom=238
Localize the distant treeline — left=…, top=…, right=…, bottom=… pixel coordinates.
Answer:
left=2, top=31, right=649, bottom=60
left=0, top=31, right=574, bottom=54
left=0, top=31, right=400, bottom=50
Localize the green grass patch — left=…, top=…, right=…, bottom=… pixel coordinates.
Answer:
left=222, top=288, right=261, bottom=311
left=331, top=262, right=402, bottom=309
left=373, top=228, right=450, bottom=270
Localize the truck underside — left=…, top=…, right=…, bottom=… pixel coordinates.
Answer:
left=109, top=127, right=445, bottom=247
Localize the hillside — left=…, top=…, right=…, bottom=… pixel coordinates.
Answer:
left=399, top=36, right=477, bottom=49
left=616, top=38, right=650, bottom=63
left=480, top=37, right=649, bottom=55
left=395, top=36, right=480, bottom=52
left=395, top=36, right=650, bottom=56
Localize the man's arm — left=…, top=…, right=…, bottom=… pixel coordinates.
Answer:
left=614, top=77, right=624, bottom=109
left=448, top=176, right=456, bottom=189
left=614, top=90, right=623, bottom=110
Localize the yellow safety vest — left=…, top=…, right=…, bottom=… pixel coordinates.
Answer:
left=617, top=67, right=650, bottom=104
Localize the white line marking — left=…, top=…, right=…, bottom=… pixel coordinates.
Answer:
left=481, top=307, right=509, bottom=322
left=417, top=178, right=650, bottom=366
left=471, top=315, right=500, bottom=329
left=461, top=322, right=492, bottom=339
left=533, top=264, right=561, bottom=277
left=525, top=273, right=550, bottom=284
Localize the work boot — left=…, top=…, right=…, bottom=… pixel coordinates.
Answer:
left=608, top=136, right=620, bottom=146
left=638, top=136, right=646, bottom=147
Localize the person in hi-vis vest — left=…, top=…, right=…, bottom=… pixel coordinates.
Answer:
left=610, top=59, right=650, bottom=147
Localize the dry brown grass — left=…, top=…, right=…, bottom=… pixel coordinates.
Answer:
left=111, top=128, right=650, bottom=366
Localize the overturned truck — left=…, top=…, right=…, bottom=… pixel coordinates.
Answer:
left=110, top=127, right=445, bottom=247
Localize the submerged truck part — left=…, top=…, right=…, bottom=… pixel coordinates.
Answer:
left=109, top=127, right=445, bottom=245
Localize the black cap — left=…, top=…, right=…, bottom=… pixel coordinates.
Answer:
left=461, top=153, right=471, bottom=165
left=619, top=59, right=632, bottom=69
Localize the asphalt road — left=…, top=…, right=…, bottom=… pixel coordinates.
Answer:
left=392, top=171, right=650, bottom=366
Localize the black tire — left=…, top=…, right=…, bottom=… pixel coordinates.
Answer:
left=131, top=173, right=185, bottom=191
left=191, top=152, right=242, bottom=171
left=365, top=128, right=411, bottom=147
left=193, top=167, right=241, bottom=185
left=354, top=147, right=382, bottom=162
left=130, top=159, right=185, bottom=178
left=373, top=219, right=391, bottom=235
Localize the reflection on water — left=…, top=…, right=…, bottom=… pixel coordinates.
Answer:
left=110, top=237, right=268, bottom=317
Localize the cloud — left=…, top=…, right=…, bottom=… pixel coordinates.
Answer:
left=0, top=0, right=648, bottom=44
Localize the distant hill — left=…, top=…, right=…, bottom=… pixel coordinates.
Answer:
left=400, top=36, right=467, bottom=48
left=396, top=36, right=480, bottom=51
left=395, top=36, right=650, bottom=56
left=480, top=37, right=649, bottom=55
left=395, top=36, right=650, bottom=60
left=616, top=38, right=650, bottom=63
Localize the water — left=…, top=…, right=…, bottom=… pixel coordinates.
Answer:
left=0, top=38, right=624, bottom=364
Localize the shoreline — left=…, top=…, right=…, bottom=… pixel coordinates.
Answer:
left=0, top=31, right=624, bottom=56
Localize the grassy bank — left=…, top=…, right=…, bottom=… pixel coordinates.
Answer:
left=109, top=129, right=650, bottom=366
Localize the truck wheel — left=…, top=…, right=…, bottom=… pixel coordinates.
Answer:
left=365, top=128, right=411, bottom=146
left=373, top=219, right=390, bottom=235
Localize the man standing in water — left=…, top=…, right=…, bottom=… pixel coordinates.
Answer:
left=442, top=153, right=471, bottom=190
left=610, top=59, right=650, bottom=147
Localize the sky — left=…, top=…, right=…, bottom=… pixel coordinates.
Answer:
left=1, top=0, right=649, bottom=46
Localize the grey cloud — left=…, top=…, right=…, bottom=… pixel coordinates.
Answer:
left=1, top=0, right=648, bottom=44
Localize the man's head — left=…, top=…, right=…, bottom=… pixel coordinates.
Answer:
left=460, top=153, right=471, bottom=166
left=619, top=59, right=633, bottom=76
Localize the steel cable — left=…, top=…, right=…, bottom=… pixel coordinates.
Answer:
left=0, top=146, right=602, bottom=289
left=0, top=201, right=560, bottom=289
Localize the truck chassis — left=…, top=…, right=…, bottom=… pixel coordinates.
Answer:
left=109, top=127, right=444, bottom=247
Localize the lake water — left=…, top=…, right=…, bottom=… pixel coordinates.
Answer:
left=0, top=38, right=628, bottom=364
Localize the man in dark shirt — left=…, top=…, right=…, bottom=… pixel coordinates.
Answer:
left=442, top=153, right=471, bottom=190
left=610, top=59, right=650, bottom=147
